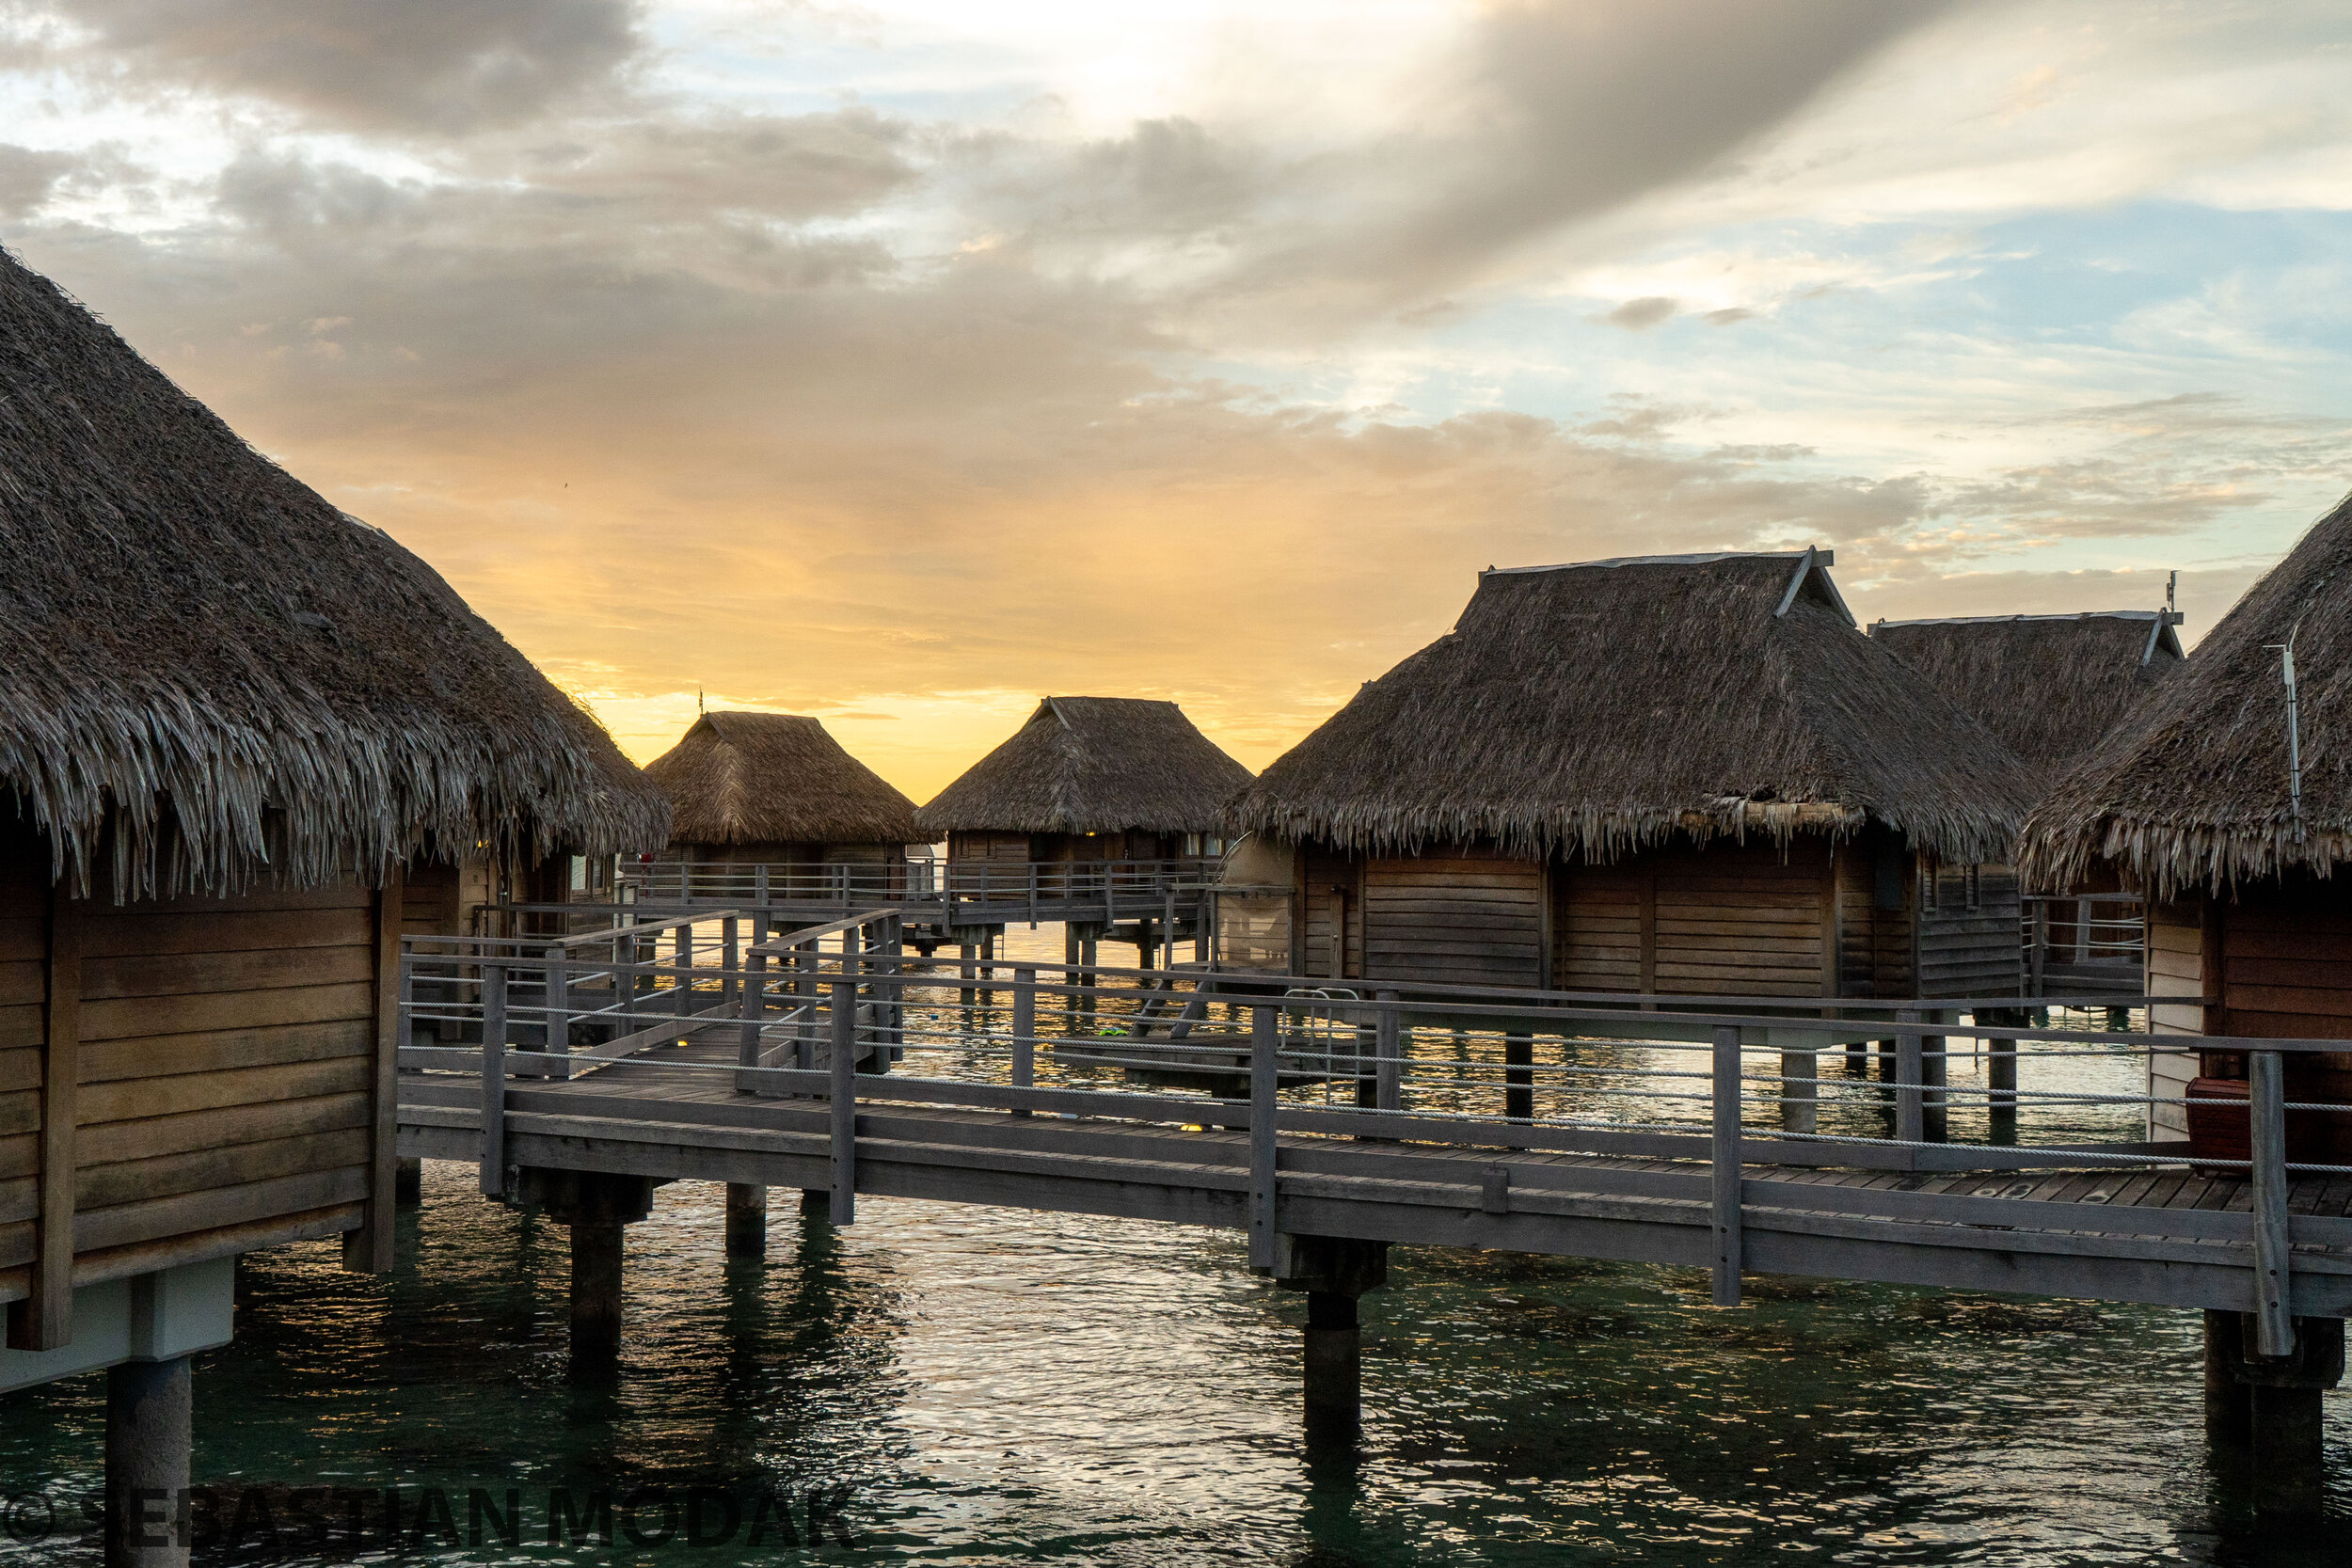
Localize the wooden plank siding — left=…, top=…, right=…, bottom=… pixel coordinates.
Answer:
left=1553, top=865, right=1645, bottom=991
left=1364, top=850, right=1543, bottom=989
left=2147, top=898, right=2203, bottom=1140
left=1556, top=841, right=1833, bottom=998
left=1299, top=845, right=1364, bottom=982
left=1868, top=846, right=1918, bottom=999
left=0, top=852, right=399, bottom=1311
left=1916, top=862, right=2025, bottom=999
left=70, top=879, right=382, bottom=1271
left=1835, top=844, right=1876, bottom=997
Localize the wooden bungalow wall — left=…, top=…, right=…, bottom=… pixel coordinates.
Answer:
left=1554, top=840, right=1838, bottom=999
left=2, top=839, right=398, bottom=1343
left=2147, top=882, right=2352, bottom=1139
left=1283, top=832, right=2019, bottom=1001
left=682, top=839, right=904, bottom=866
left=1916, top=862, right=2024, bottom=998
left=946, top=832, right=1029, bottom=871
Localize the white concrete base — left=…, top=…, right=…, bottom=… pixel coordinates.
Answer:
left=0, top=1258, right=235, bottom=1394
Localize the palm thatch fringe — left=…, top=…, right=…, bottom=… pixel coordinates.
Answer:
left=1232, top=552, right=2036, bottom=864
left=1870, top=610, right=2184, bottom=784
left=646, top=712, right=918, bottom=847
left=915, top=697, right=1254, bottom=836
left=0, top=246, right=667, bottom=897
left=2021, top=490, right=2352, bottom=897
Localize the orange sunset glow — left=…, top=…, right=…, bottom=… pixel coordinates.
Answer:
left=6, top=1, right=2349, bottom=797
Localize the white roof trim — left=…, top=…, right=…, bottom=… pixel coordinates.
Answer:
left=1869, top=610, right=2165, bottom=629
left=1483, top=548, right=1830, bottom=577
left=1774, top=545, right=1855, bottom=626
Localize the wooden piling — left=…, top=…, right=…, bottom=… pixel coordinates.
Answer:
left=725, top=1182, right=767, bottom=1258
left=105, top=1355, right=191, bottom=1568
left=571, top=1218, right=625, bottom=1359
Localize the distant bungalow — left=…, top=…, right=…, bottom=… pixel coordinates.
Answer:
left=2022, top=494, right=2352, bottom=1158
left=0, top=245, right=665, bottom=1544
left=916, top=697, right=1253, bottom=870
left=1873, top=607, right=2188, bottom=991
left=1870, top=609, right=2186, bottom=787
left=1229, top=550, right=2038, bottom=999
left=644, top=711, right=919, bottom=897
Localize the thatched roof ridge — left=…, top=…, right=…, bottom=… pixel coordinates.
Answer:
left=1869, top=610, right=2185, bottom=780
left=915, top=697, right=1254, bottom=836
left=0, top=246, right=668, bottom=896
left=1231, top=550, right=2036, bottom=863
left=645, top=712, right=919, bottom=847
left=2020, top=492, right=2352, bottom=896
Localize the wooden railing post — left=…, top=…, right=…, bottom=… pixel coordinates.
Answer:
left=1712, top=1025, right=1743, bottom=1307
left=738, top=942, right=768, bottom=1093
left=2250, top=1049, right=2293, bottom=1356
left=795, top=946, right=818, bottom=1070
left=1989, top=1022, right=2018, bottom=1141
left=830, top=972, right=858, bottom=1224
left=673, top=921, right=692, bottom=1020
left=481, top=960, right=508, bottom=1197
left=1777, top=1027, right=1819, bottom=1137
left=1012, top=966, right=1036, bottom=1117
left=1249, top=1004, right=1278, bottom=1270
left=1374, top=990, right=1403, bottom=1114
left=1895, top=1007, right=1924, bottom=1147
left=1921, top=1008, right=1948, bottom=1144
left=721, top=915, right=739, bottom=1011
left=544, top=940, right=570, bottom=1081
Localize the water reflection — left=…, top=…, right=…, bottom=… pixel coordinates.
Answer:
left=3, top=1144, right=2349, bottom=1562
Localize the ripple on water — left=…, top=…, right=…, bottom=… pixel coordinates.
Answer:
left=1, top=1159, right=2346, bottom=1565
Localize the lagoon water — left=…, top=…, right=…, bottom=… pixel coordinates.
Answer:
left=3, top=1161, right=2345, bottom=1566
left=4, top=923, right=2347, bottom=1565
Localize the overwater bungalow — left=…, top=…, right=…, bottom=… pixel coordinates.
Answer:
left=1872, top=608, right=2187, bottom=992
left=917, top=696, right=1252, bottom=868
left=1870, top=609, right=2186, bottom=780
left=0, top=247, right=664, bottom=1541
left=2021, top=496, right=2352, bottom=1158
left=1228, top=550, right=2038, bottom=998
left=643, top=711, right=920, bottom=900
left=916, top=695, right=1253, bottom=965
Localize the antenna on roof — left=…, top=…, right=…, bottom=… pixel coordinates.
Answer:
left=698, top=687, right=705, bottom=717
left=2265, top=622, right=2306, bottom=846
left=2166, top=571, right=2177, bottom=616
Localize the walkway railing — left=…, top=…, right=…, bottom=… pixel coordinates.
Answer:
left=398, top=918, right=2352, bottom=1327
left=609, top=858, right=1225, bottom=938
left=2024, top=892, right=2145, bottom=995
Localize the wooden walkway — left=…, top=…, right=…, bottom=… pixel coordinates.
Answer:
left=395, top=1034, right=2352, bottom=1319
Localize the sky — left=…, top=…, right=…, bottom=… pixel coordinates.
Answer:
left=3, top=0, right=2349, bottom=798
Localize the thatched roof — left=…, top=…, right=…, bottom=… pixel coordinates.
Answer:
left=1231, top=550, right=2036, bottom=863
left=1870, top=610, right=2185, bottom=782
left=2021, top=492, right=2352, bottom=897
left=915, top=697, right=1253, bottom=836
left=0, top=246, right=668, bottom=896
left=645, top=712, right=918, bottom=847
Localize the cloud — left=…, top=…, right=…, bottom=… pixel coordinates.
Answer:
left=3, top=0, right=2347, bottom=791
left=1598, top=294, right=1677, bottom=330
left=29, top=0, right=642, bottom=133
left=1196, top=0, right=1955, bottom=325
left=0, top=143, right=73, bottom=217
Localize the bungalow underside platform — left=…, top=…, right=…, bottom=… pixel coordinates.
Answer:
left=397, top=1037, right=2352, bottom=1320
